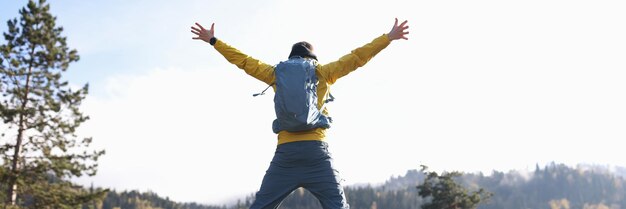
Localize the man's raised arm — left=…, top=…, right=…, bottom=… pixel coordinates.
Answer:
left=191, top=22, right=274, bottom=85
left=318, top=18, right=409, bottom=84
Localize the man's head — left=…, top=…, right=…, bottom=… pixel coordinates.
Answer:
left=288, top=41, right=317, bottom=60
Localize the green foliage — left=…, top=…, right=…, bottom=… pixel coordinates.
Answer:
left=0, top=0, right=104, bottom=207
left=89, top=190, right=226, bottom=209
left=417, top=165, right=492, bottom=209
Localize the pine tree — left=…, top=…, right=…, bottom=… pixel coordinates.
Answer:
left=416, top=165, right=492, bottom=209
left=0, top=0, right=105, bottom=207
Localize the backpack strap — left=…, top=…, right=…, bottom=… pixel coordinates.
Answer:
left=254, top=83, right=336, bottom=113
left=319, top=92, right=335, bottom=112
left=253, top=83, right=274, bottom=97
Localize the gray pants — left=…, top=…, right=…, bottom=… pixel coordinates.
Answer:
left=250, top=140, right=350, bottom=209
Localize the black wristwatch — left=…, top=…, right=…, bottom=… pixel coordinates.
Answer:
left=209, top=37, right=217, bottom=45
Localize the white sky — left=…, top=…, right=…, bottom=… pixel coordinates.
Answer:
left=1, top=0, right=625, bottom=205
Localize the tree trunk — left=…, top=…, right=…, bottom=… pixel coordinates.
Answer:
left=6, top=47, right=35, bottom=205
left=7, top=123, right=25, bottom=205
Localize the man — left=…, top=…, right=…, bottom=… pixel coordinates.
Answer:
left=191, top=18, right=409, bottom=209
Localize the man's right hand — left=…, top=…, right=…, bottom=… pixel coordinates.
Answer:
left=191, top=22, right=215, bottom=43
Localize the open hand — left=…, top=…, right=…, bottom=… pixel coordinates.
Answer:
left=191, top=22, right=215, bottom=43
left=388, top=18, right=409, bottom=41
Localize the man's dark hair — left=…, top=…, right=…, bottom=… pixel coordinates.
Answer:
left=288, top=41, right=317, bottom=60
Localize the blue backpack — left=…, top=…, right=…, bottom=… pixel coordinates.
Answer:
left=268, top=57, right=332, bottom=133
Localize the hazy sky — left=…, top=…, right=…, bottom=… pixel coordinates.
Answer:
left=1, top=0, right=625, bottom=205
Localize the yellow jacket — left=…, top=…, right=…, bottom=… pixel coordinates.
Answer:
left=214, top=34, right=391, bottom=145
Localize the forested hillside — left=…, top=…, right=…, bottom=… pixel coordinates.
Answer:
left=87, top=163, right=625, bottom=209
